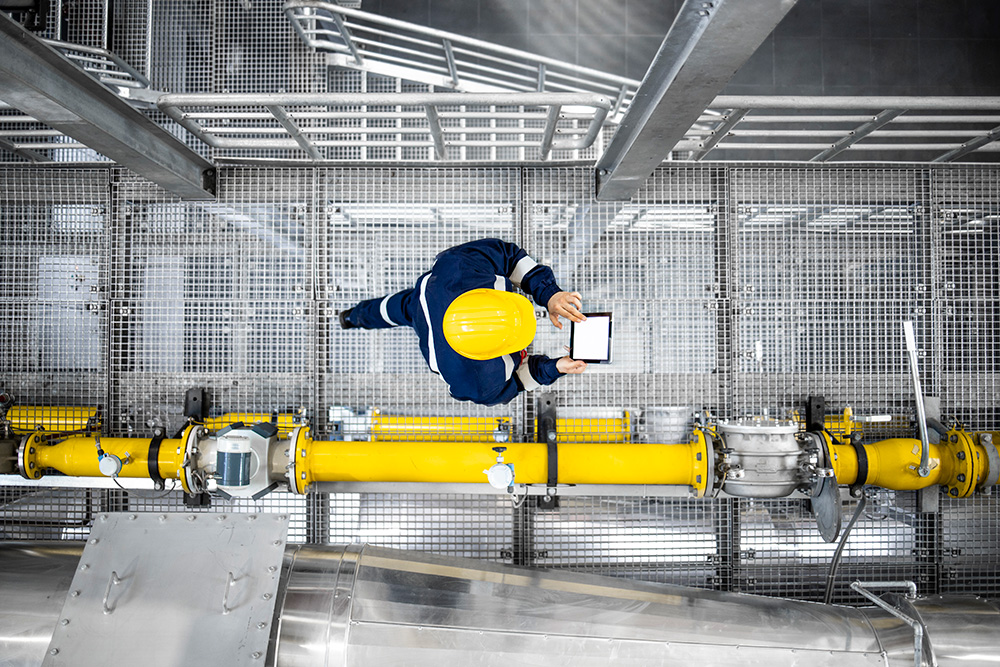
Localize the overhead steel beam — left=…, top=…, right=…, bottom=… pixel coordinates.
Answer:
left=595, top=0, right=798, bottom=201
left=0, top=12, right=215, bottom=199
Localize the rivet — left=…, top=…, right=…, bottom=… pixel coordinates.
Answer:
left=89, top=538, right=98, bottom=545
left=70, top=590, right=80, bottom=597
left=262, top=593, right=272, bottom=600
left=187, top=515, right=196, bottom=521
left=268, top=566, right=277, bottom=573
left=257, top=622, right=267, bottom=629
left=80, top=564, right=89, bottom=571
left=273, top=540, right=282, bottom=546
left=159, top=515, right=167, bottom=522
left=217, top=515, right=226, bottom=522
left=50, top=648, right=59, bottom=656
left=247, top=515, right=257, bottom=521
left=60, top=618, right=70, bottom=626
left=128, top=514, right=137, bottom=520
left=100, top=514, right=108, bottom=521
left=252, top=652, right=262, bottom=659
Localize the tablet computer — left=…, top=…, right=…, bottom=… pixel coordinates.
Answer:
left=569, top=312, right=612, bottom=364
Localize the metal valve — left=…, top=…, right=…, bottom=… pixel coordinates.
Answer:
left=483, top=446, right=515, bottom=490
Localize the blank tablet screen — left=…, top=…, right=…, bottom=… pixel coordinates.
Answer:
left=570, top=313, right=612, bottom=363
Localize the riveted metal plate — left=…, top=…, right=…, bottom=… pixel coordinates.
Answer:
left=43, top=512, right=289, bottom=667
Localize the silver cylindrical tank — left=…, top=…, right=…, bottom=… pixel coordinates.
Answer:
left=4, top=542, right=1000, bottom=666
left=0, top=543, right=84, bottom=666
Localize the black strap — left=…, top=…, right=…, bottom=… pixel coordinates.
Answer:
left=148, top=430, right=166, bottom=485
left=851, top=441, right=869, bottom=493
left=547, top=434, right=558, bottom=488
left=536, top=399, right=558, bottom=488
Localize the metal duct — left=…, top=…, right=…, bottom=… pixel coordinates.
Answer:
left=2, top=542, right=1000, bottom=667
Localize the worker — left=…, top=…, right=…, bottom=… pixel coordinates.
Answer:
left=339, top=238, right=588, bottom=405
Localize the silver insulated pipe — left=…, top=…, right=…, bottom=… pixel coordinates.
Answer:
left=2, top=542, right=1000, bottom=666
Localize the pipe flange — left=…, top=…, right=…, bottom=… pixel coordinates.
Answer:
left=181, top=425, right=205, bottom=495
left=16, top=432, right=41, bottom=479
left=980, top=434, right=1000, bottom=491
left=287, top=426, right=311, bottom=495
left=946, top=430, right=977, bottom=498
left=689, top=428, right=712, bottom=498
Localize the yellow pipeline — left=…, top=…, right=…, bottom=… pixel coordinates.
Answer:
left=371, top=413, right=512, bottom=443
left=829, top=429, right=991, bottom=497
left=203, top=413, right=299, bottom=439
left=6, top=406, right=101, bottom=433
left=291, top=428, right=710, bottom=496
left=19, top=431, right=188, bottom=489
left=368, top=413, right=629, bottom=443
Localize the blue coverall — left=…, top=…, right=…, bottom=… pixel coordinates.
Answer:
left=343, top=239, right=566, bottom=406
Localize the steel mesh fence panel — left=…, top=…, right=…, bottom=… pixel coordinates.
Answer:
left=532, top=496, right=723, bottom=587
left=934, top=167, right=1000, bottom=427
left=316, top=167, right=525, bottom=440
left=327, top=493, right=512, bottom=561
left=108, top=167, right=314, bottom=437
left=0, top=168, right=110, bottom=415
left=730, top=167, right=930, bottom=429
left=524, top=166, right=728, bottom=440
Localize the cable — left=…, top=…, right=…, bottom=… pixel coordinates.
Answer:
left=823, top=489, right=868, bottom=604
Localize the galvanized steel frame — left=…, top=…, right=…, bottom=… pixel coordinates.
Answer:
left=682, top=96, right=1000, bottom=163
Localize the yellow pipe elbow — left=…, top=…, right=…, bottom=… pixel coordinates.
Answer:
left=864, top=438, right=947, bottom=490
left=831, top=430, right=983, bottom=496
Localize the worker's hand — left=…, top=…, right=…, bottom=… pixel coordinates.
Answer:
left=556, top=356, right=587, bottom=374
left=547, top=291, right=586, bottom=330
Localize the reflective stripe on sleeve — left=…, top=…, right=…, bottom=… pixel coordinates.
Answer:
left=515, top=362, right=540, bottom=391
left=418, top=275, right=439, bottom=374
left=379, top=295, right=399, bottom=326
left=509, top=255, right=538, bottom=288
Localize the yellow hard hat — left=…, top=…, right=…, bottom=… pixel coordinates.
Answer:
left=443, top=289, right=537, bottom=360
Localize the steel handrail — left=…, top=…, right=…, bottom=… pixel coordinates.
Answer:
left=284, top=1, right=638, bottom=119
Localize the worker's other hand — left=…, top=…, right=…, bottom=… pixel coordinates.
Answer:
left=556, top=356, right=587, bottom=374
left=547, top=291, right=586, bottom=329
